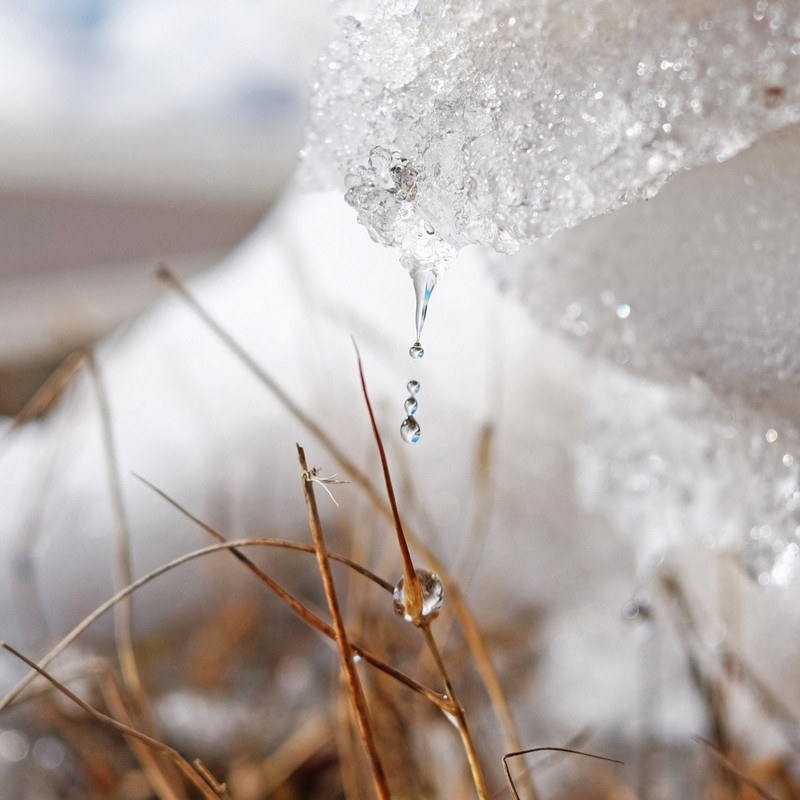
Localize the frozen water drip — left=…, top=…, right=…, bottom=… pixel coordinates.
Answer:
left=393, top=568, right=444, bottom=622
left=401, top=416, right=421, bottom=443
left=413, top=268, right=436, bottom=342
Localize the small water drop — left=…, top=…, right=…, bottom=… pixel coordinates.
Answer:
left=409, top=341, right=425, bottom=359
left=407, top=379, right=420, bottom=395
left=404, top=396, right=418, bottom=415
left=766, top=428, right=778, bottom=443
left=621, top=591, right=652, bottom=622
left=400, top=416, right=421, bottom=443
left=393, top=568, right=444, bottom=622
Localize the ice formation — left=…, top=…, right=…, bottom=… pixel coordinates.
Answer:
left=304, top=0, right=800, bottom=587
left=490, top=124, right=800, bottom=585
left=306, top=0, right=800, bottom=276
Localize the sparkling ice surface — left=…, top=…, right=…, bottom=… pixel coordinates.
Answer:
left=305, top=0, right=800, bottom=277
left=393, top=568, right=444, bottom=622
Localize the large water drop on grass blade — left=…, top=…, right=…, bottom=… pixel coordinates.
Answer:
left=392, top=568, right=443, bottom=622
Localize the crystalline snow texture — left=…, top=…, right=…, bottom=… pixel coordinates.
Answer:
left=306, top=0, right=800, bottom=275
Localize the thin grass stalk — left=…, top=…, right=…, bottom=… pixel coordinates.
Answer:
left=696, top=738, right=782, bottom=800
left=158, top=266, right=531, bottom=793
left=96, top=661, right=190, bottom=800
left=502, top=747, right=622, bottom=800
left=419, top=624, right=488, bottom=799
left=0, top=643, right=221, bottom=800
left=353, top=343, right=423, bottom=622
left=85, top=352, right=141, bottom=698
left=133, top=476, right=444, bottom=705
left=0, top=540, right=442, bottom=712
left=86, top=353, right=189, bottom=799
left=298, top=443, right=391, bottom=800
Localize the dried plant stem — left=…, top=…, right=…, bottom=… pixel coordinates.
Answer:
left=695, top=738, right=782, bottom=800
left=0, top=538, right=444, bottom=713
left=96, top=661, right=190, bottom=800
left=353, top=343, right=423, bottom=622
left=502, top=746, right=623, bottom=799
left=133, top=476, right=443, bottom=705
left=85, top=351, right=142, bottom=701
left=158, top=267, right=529, bottom=792
left=298, top=443, right=391, bottom=800
left=0, top=643, right=222, bottom=800
left=420, top=624, right=488, bottom=799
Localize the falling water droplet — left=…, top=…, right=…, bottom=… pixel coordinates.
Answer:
left=404, top=396, right=418, bottom=415
left=393, top=568, right=444, bottom=622
left=407, top=380, right=420, bottom=395
left=409, top=341, right=425, bottom=359
left=400, top=416, right=421, bottom=443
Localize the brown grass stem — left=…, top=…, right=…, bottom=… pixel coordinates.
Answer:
left=157, top=265, right=530, bottom=793
left=0, top=538, right=445, bottom=713
left=85, top=351, right=143, bottom=702
left=0, top=642, right=222, bottom=800
left=298, top=444, right=391, bottom=800
left=95, top=660, right=189, bottom=800
left=420, top=624, right=489, bottom=799
left=695, top=737, right=782, bottom=800
left=353, top=342, right=423, bottom=624
left=502, top=746, right=623, bottom=799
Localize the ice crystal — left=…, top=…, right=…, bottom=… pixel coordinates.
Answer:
left=306, top=0, right=800, bottom=276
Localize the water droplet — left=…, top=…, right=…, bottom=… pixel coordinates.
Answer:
left=400, top=416, right=421, bottom=443
left=352, top=652, right=363, bottom=664
left=616, top=303, right=631, bottom=319
left=621, top=591, right=652, bottom=621
left=407, top=380, right=420, bottom=395
left=404, top=396, right=418, bottom=415
left=766, top=428, right=778, bottom=443
left=413, top=268, right=437, bottom=342
left=393, top=568, right=444, bottom=622
left=409, top=341, right=425, bottom=359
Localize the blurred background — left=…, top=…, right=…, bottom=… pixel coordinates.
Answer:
left=0, top=0, right=326, bottom=414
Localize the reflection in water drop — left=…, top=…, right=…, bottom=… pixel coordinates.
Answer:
left=409, top=341, right=425, bottom=359
left=401, top=416, right=421, bottom=443
left=393, top=568, right=444, bottom=622
left=404, top=396, right=418, bottom=415
left=407, top=379, right=420, bottom=395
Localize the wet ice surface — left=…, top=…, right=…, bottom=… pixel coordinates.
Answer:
left=306, top=0, right=800, bottom=275
left=490, top=123, right=800, bottom=586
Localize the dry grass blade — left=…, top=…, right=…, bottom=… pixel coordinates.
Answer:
left=157, top=265, right=529, bottom=795
left=0, top=642, right=222, bottom=800
left=96, top=659, right=191, bottom=800
left=695, top=738, right=783, bottom=800
left=0, top=538, right=443, bottom=712
left=8, top=350, right=85, bottom=431
left=352, top=341, right=422, bottom=623
left=502, top=746, right=623, bottom=799
left=132, top=474, right=443, bottom=705
left=352, top=349, right=488, bottom=798
left=85, top=356, right=144, bottom=700
left=298, top=443, right=391, bottom=800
